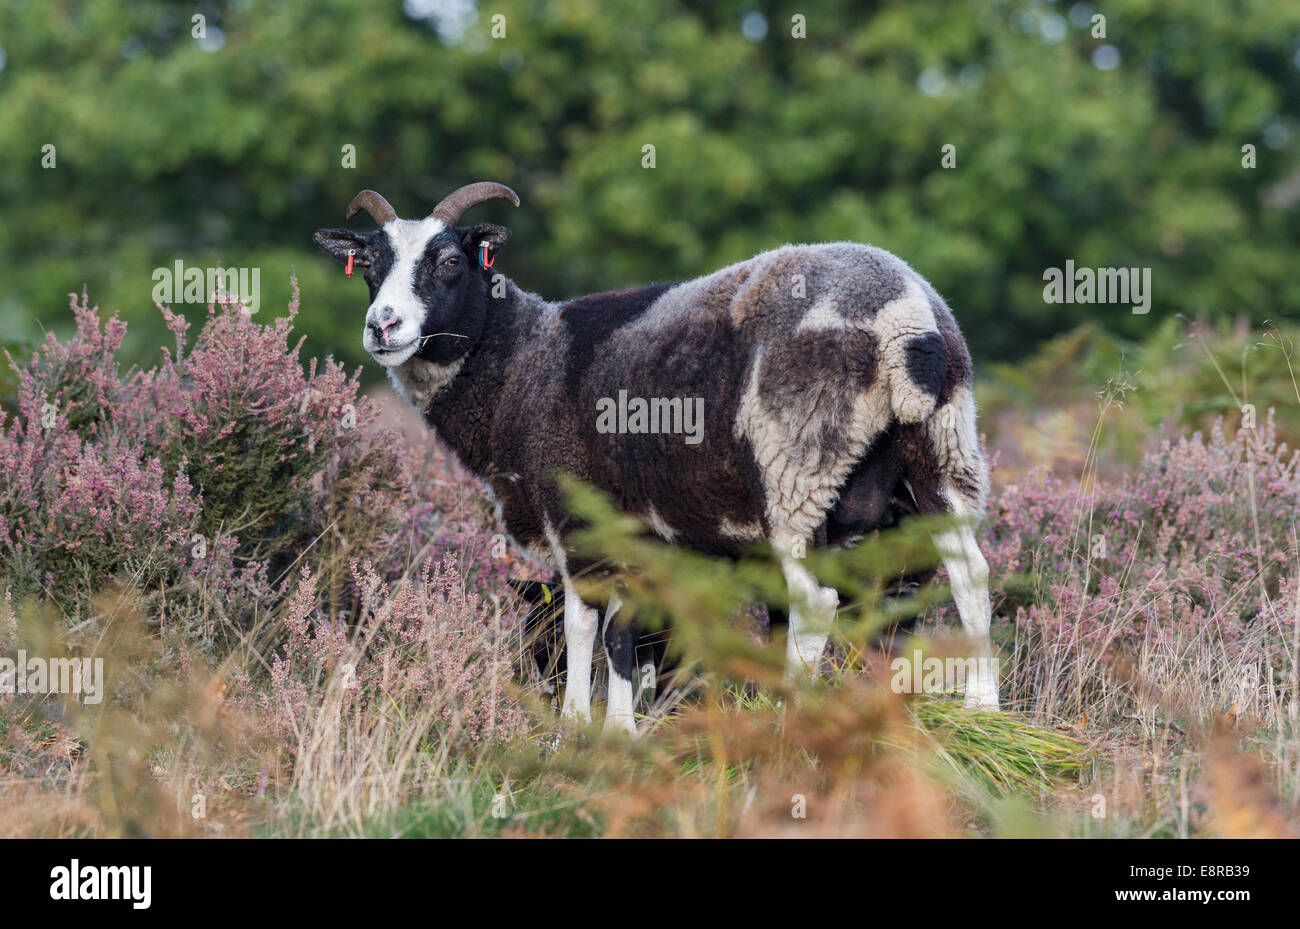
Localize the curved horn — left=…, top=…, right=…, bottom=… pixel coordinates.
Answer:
left=429, top=182, right=520, bottom=226
left=345, top=190, right=398, bottom=226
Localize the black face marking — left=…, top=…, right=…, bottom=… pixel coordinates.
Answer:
left=403, top=230, right=483, bottom=364
left=412, top=232, right=467, bottom=311
left=362, top=233, right=397, bottom=301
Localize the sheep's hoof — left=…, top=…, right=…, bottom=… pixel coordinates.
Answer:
left=559, top=700, right=592, bottom=728
left=555, top=701, right=597, bottom=747
left=601, top=715, right=639, bottom=740
left=963, top=688, right=1000, bottom=711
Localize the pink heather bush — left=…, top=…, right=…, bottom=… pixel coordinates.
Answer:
left=0, top=296, right=230, bottom=620
left=0, top=287, right=535, bottom=790
left=0, top=287, right=511, bottom=648
left=130, top=286, right=402, bottom=575
left=980, top=411, right=1300, bottom=709
left=239, top=555, right=528, bottom=751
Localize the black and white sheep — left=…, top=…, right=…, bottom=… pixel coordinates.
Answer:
left=314, top=183, right=998, bottom=736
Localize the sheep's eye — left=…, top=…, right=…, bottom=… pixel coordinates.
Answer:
left=442, top=255, right=460, bottom=267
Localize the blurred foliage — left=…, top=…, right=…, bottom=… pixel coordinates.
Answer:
left=559, top=473, right=949, bottom=677
left=1, top=0, right=1298, bottom=380
left=978, top=316, right=1300, bottom=479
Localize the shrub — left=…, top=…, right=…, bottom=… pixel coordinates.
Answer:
left=0, top=287, right=427, bottom=645
left=228, top=556, right=530, bottom=833
left=982, top=411, right=1300, bottom=717
left=0, top=295, right=218, bottom=619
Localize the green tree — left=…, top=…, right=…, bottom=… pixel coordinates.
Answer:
left=0, top=0, right=1296, bottom=376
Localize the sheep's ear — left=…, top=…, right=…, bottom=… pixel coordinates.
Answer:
left=313, top=228, right=368, bottom=266
left=459, top=223, right=511, bottom=262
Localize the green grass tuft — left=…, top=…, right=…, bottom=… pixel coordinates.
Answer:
left=906, top=696, right=1091, bottom=795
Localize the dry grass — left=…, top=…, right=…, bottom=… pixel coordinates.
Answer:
left=4, top=326, right=1300, bottom=838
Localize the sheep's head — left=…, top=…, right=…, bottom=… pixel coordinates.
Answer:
left=313, top=182, right=518, bottom=368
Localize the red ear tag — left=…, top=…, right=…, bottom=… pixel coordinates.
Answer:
left=479, top=241, right=494, bottom=269
left=345, top=249, right=355, bottom=278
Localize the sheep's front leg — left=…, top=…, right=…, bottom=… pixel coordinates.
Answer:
left=560, top=578, right=599, bottom=725
left=781, top=557, right=838, bottom=681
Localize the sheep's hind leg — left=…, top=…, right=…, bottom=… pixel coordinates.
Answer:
left=931, top=505, right=999, bottom=709
left=893, top=377, right=999, bottom=709
left=600, top=591, right=639, bottom=738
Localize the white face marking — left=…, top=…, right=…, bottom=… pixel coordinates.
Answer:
left=363, top=217, right=448, bottom=368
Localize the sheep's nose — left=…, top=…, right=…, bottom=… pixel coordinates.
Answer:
left=368, top=312, right=400, bottom=341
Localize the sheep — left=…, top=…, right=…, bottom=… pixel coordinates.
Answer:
left=509, top=577, right=670, bottom=709
left=510, top=563, right=929, bottom=705
left=314, top=182, right=999, bottom=736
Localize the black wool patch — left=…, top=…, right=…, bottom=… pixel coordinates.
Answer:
left=560, top=282, right=677, bottom=391
left=903, top=331, right=947, bottom=398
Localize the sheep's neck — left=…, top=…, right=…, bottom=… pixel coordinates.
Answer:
left=417, top=279, right=545, bottom=477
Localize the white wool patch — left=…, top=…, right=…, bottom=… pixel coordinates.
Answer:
left=363, top=216, right=448, bottom=367
left=795, top=294, right=850, bottom=332
left=926, top=385, right=989, bottom=513
left=781, top=556, right=838, bottom=677
left=733, top=348, right=888, bottom=550
left=727, top=271, right=953, bottom=551
left=644, top=507, right=677, bottom=542
left=389, top=356, right=464, bottom=415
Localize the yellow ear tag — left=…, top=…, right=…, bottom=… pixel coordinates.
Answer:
left=541, top=583, right=552, bottom=605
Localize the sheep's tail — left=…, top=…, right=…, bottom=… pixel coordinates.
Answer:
left=878, top=280, right=988, bottom=516
left=877, top=280, right=947, bottom=425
